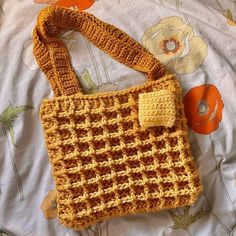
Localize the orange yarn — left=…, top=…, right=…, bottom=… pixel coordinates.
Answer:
left=33, top=6, right=202, bottom=231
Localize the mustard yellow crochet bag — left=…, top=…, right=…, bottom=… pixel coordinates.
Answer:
left=33, top=6, right=202, bottom=230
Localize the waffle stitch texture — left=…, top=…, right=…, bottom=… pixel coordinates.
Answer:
left=33, top=6, right=202, bottom=231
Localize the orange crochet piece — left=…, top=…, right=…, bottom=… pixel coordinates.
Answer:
left=33, top=6, right=202, bottom=231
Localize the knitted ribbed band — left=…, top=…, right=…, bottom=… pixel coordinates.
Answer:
left=33, top=6, right=166, bottom=96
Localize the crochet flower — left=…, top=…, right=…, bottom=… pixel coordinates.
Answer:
left=142, top=16, right=208, bottom=74
left=34, top=0, right=95, bottom=10
left=41, top=190, right=58, bottom=219
left=183, top=84, right=224, bottom=134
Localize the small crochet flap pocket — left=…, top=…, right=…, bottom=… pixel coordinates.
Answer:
left=138, top=90, right=176, bottom=128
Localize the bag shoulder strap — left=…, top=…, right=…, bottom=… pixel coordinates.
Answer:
left=33, top=6, right=166, bottom=96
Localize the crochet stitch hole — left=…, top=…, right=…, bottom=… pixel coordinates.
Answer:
left=164, top=197, right=175, bottom=207
left=168, top=126, right=177, bottom=133
left=141, top=143, right=152, bottom=152
left=90, top=113, right=102, bottom=123
left=106, top=124, right=118, bottom=133
left=145, top=170, right=156, bottom=179
left=74, top=115, right=86, bottom=124
left=117, top=188, right=131, bottom=199
left=58, top=129, right=71, bottom=139
left=79, top=142, right=89, bottom=152
left=101, top=179, right=113, bottom=189
left=156, top=153, right=167, bottom=163
left=139, top=131, right=149, bottom=140
left=158, top=168, right=170, bottom=178
left=110, top=137, right=120, bottom=147
left=162, top=182, right=174, bottom=190
left=73, top=187, right=84, bottom=197
left=115, top=175, right=129, bottom=184
left=59, top=208, right=70, bottom=218
left=155, top=140, right=165, bottom=149
left=131, top=93, right=139, bottom=101
left=184, top=148, right=192, bottom=158
left=111, top=150, right=123, bottom=160
left=118, top=96, right=128, bottom=104
left=131, top=172, right=142, bottom=181
left=95, top=153, right=109, bottom=163
left=149, top=198, right=161, bottom=208
left=127, top=160, right=140, bottom=168
left=83, top=169, right=96, bottom=180
left=178, top=181, right=189, bottom=190
left=121, top=202, right=133, bottom=212
left=107, top=207, right=120, bottom=216
left=85, top=183, right=99, bottom=194
left=103, top=192, right=116, bottom=204
left=57, top=117, right=71, bottom=125
left=152, top=127, right=165, bottom=136
left=123, top=135, right=135, bottom=144
left=93, top=140, right=106, bottom=149
left=142, top=156, right=154, bottom=165
left=146, top=87, right=154, bottom=93
left=65, top=159, right=78, bottom=169
left=187, top=160, right=197, bottom=172
left=133, top=185, right=144, bottom=195
left=67, top=173, right=81, bottom=184
left=74, top=202, right=87, bottom=212
left=113, top=163, right=126, bottom=173
left=105, top=111, right=117, bottom=119
left=92, top=127, right=103, bottom=136
left=98, top=166, right=111, bottom=176
left=194, top=176, right=201, bottom=187
left=147, top=183, right=159, bottom=193
left=80, top=155, right=93, bottom=165
left=173, top=166, right=185, bottom=175
left=90, top=197, right=101, bottom=208
left=168, top=136, right=178, bottom=147
left=182, top=136, right=189, bottom=145
left=125, top=147, right=138, bottom=156
left=136, top=200, right=146, bottom=210
left=120, top=107, right=131, bottom=117
left=169, top=151, right=180, bottom=162
left=76, top=128, right=87, bottom=137
left=63, top=145, right=74, bottom=154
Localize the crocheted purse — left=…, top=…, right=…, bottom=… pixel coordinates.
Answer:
left=33, top=6, right=202, bottom=230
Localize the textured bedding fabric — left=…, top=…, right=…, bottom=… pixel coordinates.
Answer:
left=0, top=0, right=236, bottom=235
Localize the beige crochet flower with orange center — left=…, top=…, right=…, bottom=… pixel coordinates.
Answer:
left=41, top=190, right=58, bottom=219
left=142, top=16, right=208, bottom=74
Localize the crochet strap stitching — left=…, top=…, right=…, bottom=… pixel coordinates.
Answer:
left=33, top=6, right=166, bottom=96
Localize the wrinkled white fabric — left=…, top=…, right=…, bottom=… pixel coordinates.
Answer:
left=0, top=0, right=236, bottom=235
